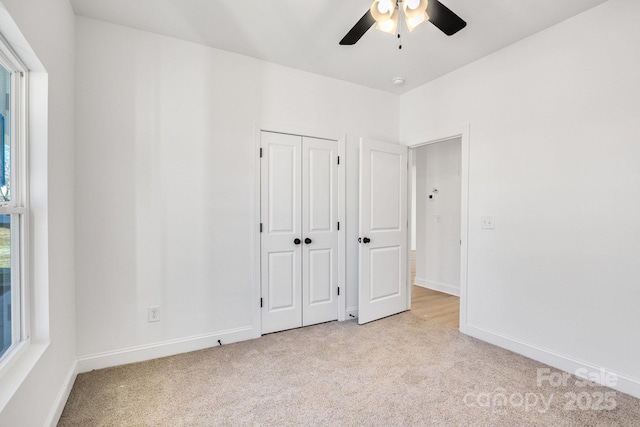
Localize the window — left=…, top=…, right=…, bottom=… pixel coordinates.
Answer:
left=0, top=36, right=26, bottom=364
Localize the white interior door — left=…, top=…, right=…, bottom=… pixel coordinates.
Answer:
left=358, top=138, right=408, bottom=324
left=261, top=132, right=303, bottom=334
left=302, top=137, right=338, bottom=326
left=261, top=132, right=338, bottom=334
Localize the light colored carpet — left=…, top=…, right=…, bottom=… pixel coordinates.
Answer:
left=59, top=313, right=640, bottom=426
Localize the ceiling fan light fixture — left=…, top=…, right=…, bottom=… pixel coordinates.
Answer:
left=405, top=10, right=429, bottom=32
left=402, top=0, right=428, bottom=19
left=340, top=0, right=465, bottom=46
left=375, top=7, right=399, bottom=35
left=370, top=0, right=395, bottom=23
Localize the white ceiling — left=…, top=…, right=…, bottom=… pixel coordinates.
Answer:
left=69, top=0, right=609, bottom=94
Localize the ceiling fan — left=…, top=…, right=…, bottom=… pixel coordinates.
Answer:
left=339, top=0, right=466, bottom=45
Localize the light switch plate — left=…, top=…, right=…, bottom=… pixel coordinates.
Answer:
left=481, top=216, right=495, bottom=229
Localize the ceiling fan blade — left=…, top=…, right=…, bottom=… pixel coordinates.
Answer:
left=339, top=10, right=376, bottom=45
left=428, top=0, right=467, bottom=36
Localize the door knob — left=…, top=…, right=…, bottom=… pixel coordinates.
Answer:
left=304, top=238, right=312, bottom=244
left=363, top=237, right=371, bottom=243
left=358, top=237, right=362, bottom=243
left=294, top=238, right=301, bottom=245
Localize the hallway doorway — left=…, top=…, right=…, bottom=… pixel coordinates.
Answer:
left=409, top=137, right=462, bottom=329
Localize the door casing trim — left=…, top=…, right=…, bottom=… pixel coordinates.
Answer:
left=402, top=123, right=470, bottom=333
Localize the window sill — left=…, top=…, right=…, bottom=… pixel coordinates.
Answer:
left=0, top=339, right=49, bottom=412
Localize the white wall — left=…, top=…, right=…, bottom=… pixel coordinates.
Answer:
left=401, top=0, right=640, bottom=396
left=414, top=139, right=461, bottom=295
left=0, top=0, right=76, bottom=426
left=74, top=17, right=398, bottom=365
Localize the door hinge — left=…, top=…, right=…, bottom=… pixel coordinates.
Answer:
left=337, top=156, right=340, bottom=165
left=260, top=223, right=263, bottom=233
left=260, top=147, right=263, bottom=158
left=337, top=221, right=340, bottom=231
left=260, top=298, right=263, bottom=308
left=337, top=287, right=340, bottom=296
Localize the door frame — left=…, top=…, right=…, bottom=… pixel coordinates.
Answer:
left=402, top=124, right=470, bottom=333
left=253, top=122, right=346, bottom=337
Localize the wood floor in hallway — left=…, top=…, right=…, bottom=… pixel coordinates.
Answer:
left=410, top=251, right=460, bottom=329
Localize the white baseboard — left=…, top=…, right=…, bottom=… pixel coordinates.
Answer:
left=414, top=278, right=460, bottom=297
left=77, top=326, right=255, bottom=373
left=465, top=324, right=640, bottom=399
left=46, top=360, right=77, bottom=427
left=346, top=307, right=358, bottom=320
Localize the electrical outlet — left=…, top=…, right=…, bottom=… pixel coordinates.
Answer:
left=481, top=216, right=495, bottom=229
left=148, top=306, right=160, bottom=322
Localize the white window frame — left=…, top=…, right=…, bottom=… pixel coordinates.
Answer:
left=0, top=31, right=29, bottom=372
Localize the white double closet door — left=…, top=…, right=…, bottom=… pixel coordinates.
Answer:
left=260, top=131, right=338, bottom=334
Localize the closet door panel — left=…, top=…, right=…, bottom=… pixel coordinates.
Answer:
left=261, top=132, right=303, bottom=334
left=302, top=137, right=338, bottom=326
